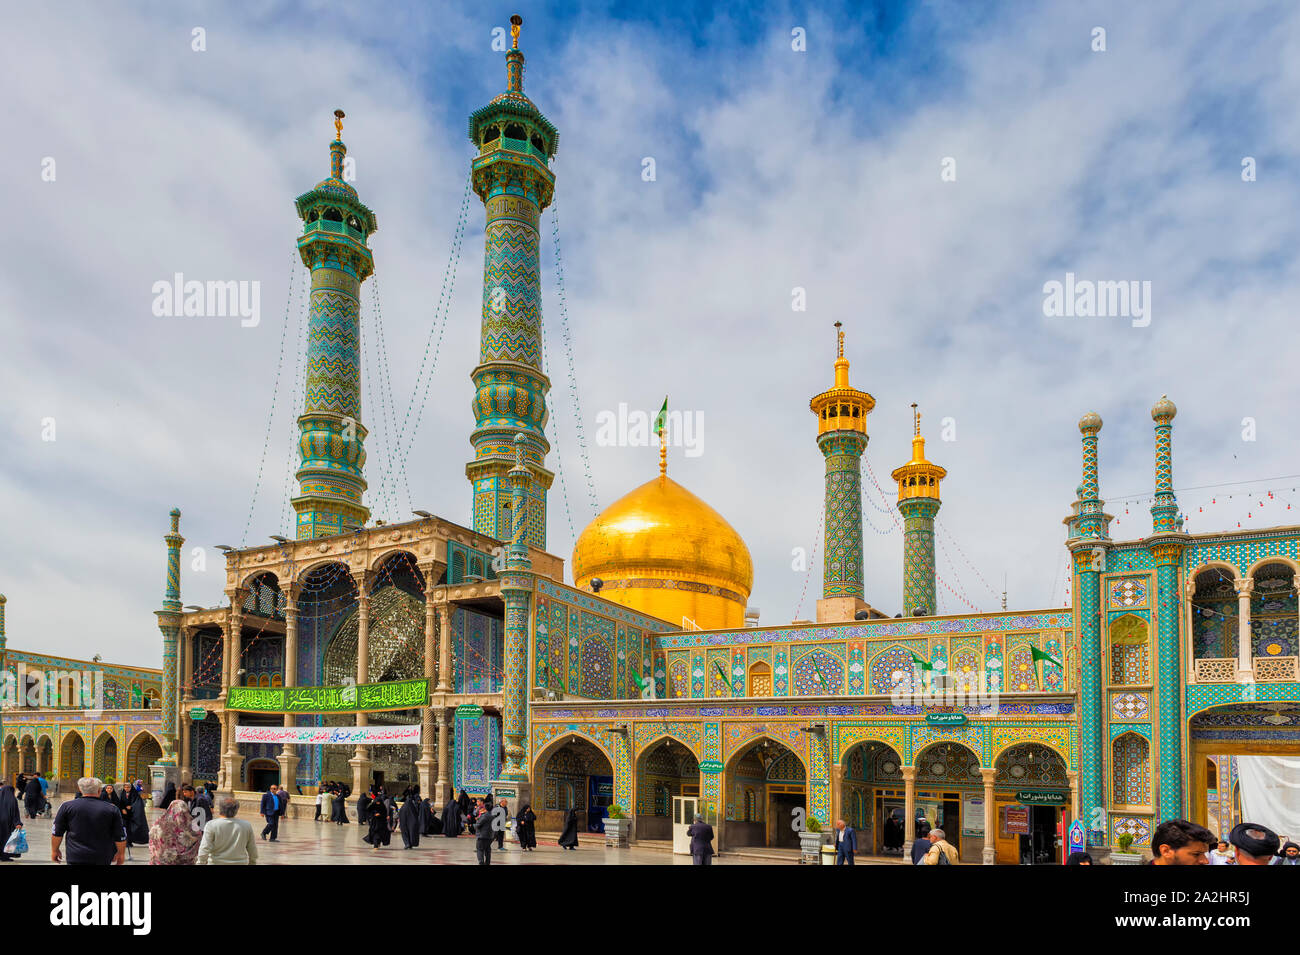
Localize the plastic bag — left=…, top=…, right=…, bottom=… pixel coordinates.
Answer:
left=4, top=827, right=26, bottom=856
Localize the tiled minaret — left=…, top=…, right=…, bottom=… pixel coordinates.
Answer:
left=292, top=110, right=378, bottom=539
left=810, top=322, right=873, bottom=622
left=154, top=508, right=184, bottom=772
left=466, top=15, right=556, bottom=548
left=1064, top=412, right=1112, bottom=846
left=1148, top=395, right=1187, bottom=820
left=891, top=405, right=946, bottom=616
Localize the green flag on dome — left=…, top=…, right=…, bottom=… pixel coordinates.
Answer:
left=653, top=397, right=668, bottom=435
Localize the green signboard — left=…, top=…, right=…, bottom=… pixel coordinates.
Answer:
left=455, top=704, right=485, bottom=719
left=1016, top=790, right=1067, bottom=806
left=924, top=712, right=967, bottom=726
left=225, top=678, right=429, bottom=714
left=188, top=707, right=208, bottom=721
left=699, top=760, right=724, bottom=774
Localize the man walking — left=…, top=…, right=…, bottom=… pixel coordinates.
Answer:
left=687, top=813, right=714, bottom=865
left=51, top=777, right=127, bottom=865
left=834, top=818, right=857, bottom=865
left=197, top=797, right=258, bottom=865
left=1228, top=822, right=1280, bottom=866
left=260, top=784, right=281, bottom=842
left=921, top=828, right=959, bottom=865
left=1149, top=819, right=1214, bottom=865
left=474, top=800, right=495, bottom=865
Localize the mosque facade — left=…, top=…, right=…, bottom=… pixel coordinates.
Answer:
left=131, top=20, right=1298, bottom=861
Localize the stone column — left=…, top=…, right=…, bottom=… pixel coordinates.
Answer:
left=221, top=590, right=246, bottom=792
left=1235, top=577, right=1254, bottom=676
left=277, top=584, right=301, bottom=791
left=437, top=707, right=452, bottom=801
left=1067, top=770, right=1080, bottom=824
left=416, top=564, right=439, bottom=797
left=830, top=765, right=845, bottom=836
left=980, top=767, right=997, bottom=865
left=437, top=603, right=453, bottom=692
left=902, top=766, right=917, bottom=862
left=349, top=575, right=372, bottom=795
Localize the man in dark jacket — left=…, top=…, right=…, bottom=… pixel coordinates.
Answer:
left=474, top=802, right=497, bottom=865
left=260, top=784, right=281, bottom=841
left=687, top=813, right=714, bottom=865
left=834, top=818, right=857, bottom=865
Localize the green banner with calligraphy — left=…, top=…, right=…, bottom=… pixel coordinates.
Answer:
left=225, top=678, right=429, bottom=714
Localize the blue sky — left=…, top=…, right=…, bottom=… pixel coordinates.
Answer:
left=4, top=0, right=1300, bottom=666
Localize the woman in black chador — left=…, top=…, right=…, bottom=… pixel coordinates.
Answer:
left=441, top=795, right=462, bottom=836
left=557, top=807, right=580, bottom=850
left=365, top=789, right=391, bottom=848
left=397, top=788, right=422, bottom=849
left=515, top=803, right=537, bottom=851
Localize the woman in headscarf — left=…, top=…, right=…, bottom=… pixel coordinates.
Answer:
left=365, top=789, right=390, bottom=849
left=441, top=795, right=462, bottom=836
left=123, top=781, right=150, bottom=846
left=397, top=787, right=422, bottom=849
left=457, top=789, right=471, bottom=823
left=158, top=782, right=177, bottom=810
left=516, top=803, right=537, bottom=851
left=148, top=798, right=200, bottom=864
left=331, top=785, right=348, bottom=825
left=422, top=793, right=442, bottom=835
left=0, top=784, right=22, bottom=861
left=23, top=775, right=44, bottom=818
left=558, top=807, right=580, bottom=850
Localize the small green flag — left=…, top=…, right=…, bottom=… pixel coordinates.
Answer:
left=909, top=650, right=934, bottom=672
left=653, top=397, right=668, bottom=435
left=811, top=658, right=834, bottom=693
left=628, top=670, right=646, bottom=691
left=1030, top=645, right=1063, bottom=669
left=713, top=660, right=733, bottom=691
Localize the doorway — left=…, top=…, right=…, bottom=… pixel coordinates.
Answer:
left=247, top=760, right=280, bottom=792
left=672, top=795, right=700, bottom=854
left=768, top=789, right=805, bottom=849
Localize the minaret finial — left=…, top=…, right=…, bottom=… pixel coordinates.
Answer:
left=835, top=321, right=844, bottom=358
left=912, top=402, right=920, bottom=437
left=511, top=14, right=522, bottom=49
left=334, top=108, right=345, bottom=140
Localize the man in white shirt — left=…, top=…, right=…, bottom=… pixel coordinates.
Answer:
left=197, top=797, right=259, bottom=865
left=1208, top=838, right=1235, bottom=864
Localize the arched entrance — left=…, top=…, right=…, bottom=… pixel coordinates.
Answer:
left=722, top=736, right=807, bottom=851
left=1190, top=702, right=1300, bottom=837
left=60, top=732, right=86, bottom=783
left=993, top=742, right=1069, bottom=865
left=911, top=740, right=983, bottom=861
left=533, top=735, right=614, bottom=835
left=246, top=759, right=280, bottom=792
left=840, top=739, right=905, bottom=855
left=320, top=573, right=425, bottom=790
left=634, top=736, right=700, bottom=841
left=93, top=732, right=118, bottom=783
left=126, top=733, right=163, bottom=784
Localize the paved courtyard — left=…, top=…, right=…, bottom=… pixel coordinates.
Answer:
left=13, top=797, right=820, bottom=865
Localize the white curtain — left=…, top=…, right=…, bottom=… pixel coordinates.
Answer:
left=1236, top=756, right=1300, bottom=842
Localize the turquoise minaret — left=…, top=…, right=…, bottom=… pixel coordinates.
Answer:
left=1064, top=412, right=1111, bottom=845
left=1148, top=395, right=1187, bottom=820
left=891, top=405, right=946, bottom=616
left=154, top=508, right=184, bottom=764
left=810, top=323, right=873, bottom=621
left=500, top=433, right=533, bottom=784
left=292, top=110, right=378, bottom=540
left=466, top=15, right=556, bottom=548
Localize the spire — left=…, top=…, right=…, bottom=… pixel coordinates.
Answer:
left=1066, top=412, right=1111, bottom=542
left=892, top=404, right=945, bottom=503
left=507, top=15, right=525, bottom=92
left=1150, top=395, right=1182, bottom=534
left=329, top=109, right=346, bottom=181
left=892, top=405, right=945, bottom=617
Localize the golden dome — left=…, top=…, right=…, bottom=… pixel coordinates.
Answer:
left=572, top=473, right=753, bottom=630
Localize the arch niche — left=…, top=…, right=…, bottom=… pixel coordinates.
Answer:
left=532, top=734, right=615, bottom=837
left=634, top=736, right=700, bottom=841
left=721, top=736, right=807, bottom=852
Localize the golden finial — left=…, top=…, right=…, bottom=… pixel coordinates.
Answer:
left=659, top=428, right=667, bottom=478
left=510, top=14, right=522, bottom=49
left=834, top=321, right=844, bottom=359
left=912, top=402, right=920, bottom=436
left=334, top=109, right=345, bottom=140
